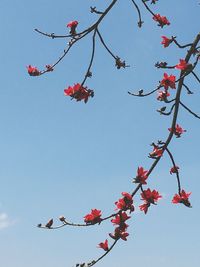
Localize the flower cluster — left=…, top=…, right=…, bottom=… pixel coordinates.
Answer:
left=30, top=4, right=197, bottom=264
left=157, top=73, right=176, bottom=101
left=109, top=192, right=134, bottom=241
left=133, top=166, right=149, bottom=185
left=109, top=211, right=130, bottom=241
left=153, top=14, right=170, bottom=27
left=64, top=83, right=94, bottom=103
left=115, top=192, right=134, bottom=212
left=172, top=190, right=191, bottom=207
left=98, top=192, right=134, bottom=250
left=84, top=209, right=102, bottom=224
left=168, top=124, right=186, bottom=138
left=139, top=188, right=162, bottom=214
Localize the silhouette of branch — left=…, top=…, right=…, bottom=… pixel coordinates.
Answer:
left=128, top=87, right=160, bottom=97
left=88, top=240, right=118, bottom=267
left=31, top=2, right=200, bottom=265
left=141, top=0, right=155, bottom=16
left=97, top=29, right=117, bottom=60
left=90, top=6, right=104, bottom=15
left=130, top=0, right=143, bottom=27
left=180, top=101, right=200, bottom=119
left=165, top=147, right=181, bottom=194
left=35, top=0, right=118, bottom=39
left=183, top=83, right=193, bottom=94
left=80, top=29, right=97, bottom=87
left=192, top=71, right=200, bottom=83
left=157, top=103, right=175, bottom=116
left=172, top=37, right=192, bottom=49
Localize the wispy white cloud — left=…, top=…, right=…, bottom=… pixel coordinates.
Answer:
left=0, top=213, right=14, bottom=230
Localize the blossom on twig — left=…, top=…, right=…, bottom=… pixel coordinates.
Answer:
left=172, top=190, right=191, bottom=207
left=153, top=14, right=170, bottom=27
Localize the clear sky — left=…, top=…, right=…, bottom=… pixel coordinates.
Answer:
left=0, top=1, right=200, bottom=267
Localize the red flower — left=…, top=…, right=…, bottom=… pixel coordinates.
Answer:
left=149, top=145, right=163, bottom=158
left=84, top=209, right=102, bottom=224
left=160, top=73, right=176, bottom=90
left=153, top=14, right=170, bottom=27
left=161, top=36, right=172, bottom=48
left=109, top=228, right=129, bottom=241
left=141, top=188, right=162, bottom=204
left=67, top=20, right=78, bottom=35
left=133, top=166, right=148, bottom=185
left=157, top=90, right=170, bottom=101
left=27, top=65, right=40, bottom=76
left=115, top=192, right=134, bottom=212
left=168, top=124, right=186, bottom=138
left=98, top=239, right=109, bottom=251
left=117, top=231, right=129, bottom=241
left=122, top=192, right=132, bottom=200
left=111, top=212, right=130, bottom=225
left=140, top=188, right=162, bottom=214
left=139, top=203, right=150, bottom=214
left=175, top=59, right=189, bottom=71
left=67, top=20, right=78, bottom=28
left=64, top=83, right=94, bottom=103
left=170, top=165, right=179, bottom=174
left=172, top=190, right=191, bottom=207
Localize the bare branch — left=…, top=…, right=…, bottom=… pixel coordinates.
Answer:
left=183, top=83, right=194, bottom=94
left=128, top=87, right=160, bottom=97
left=130, top=0, right=143, bottom=27
left=172, top=36, right=192, bottom=49
left=157, top=103, right=175, bottom=116
left=97, top=29, right=117, bottom=60
left=165, top=148, right=181, bottom=194
left=192, top=71, right=200, bottom=83
left=180, top=101, right=200, bottom=119
left=80, top=29, right=97, bottom=87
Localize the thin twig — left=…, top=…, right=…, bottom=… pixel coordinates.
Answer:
left=165, top=147, right=181, bottom=194
left=36, top=0, right=119, bottom=76
left=180, top=101, right=200, bottom=119
left=158, top=103, right=175, bottom=116
left=172, top=37, right=192, bottom=49
left=90, top=6, right=104, bottom=15
left=183, top=83, right=193, bottom=94
left=141, top=0, right=155, bottom=16
left=130, top=0, right=143, bottom=27
left=35, top=0, right=118, bottom=39
left=34, top=28, right=71, bottom=39
left=97, top=29, right=117, bottom=59
left=89, top=240, right=118, bottom=266
left=38, top=211, right=119, bottom=230
left=81, top=29, right=97, bottom=87
left=192, top=71, right=200, bottom=83
left=128, top=87, right=160, bottom=97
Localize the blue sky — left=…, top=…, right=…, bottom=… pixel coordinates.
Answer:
left=0, top=0, right=200, bottom=267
